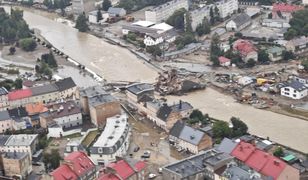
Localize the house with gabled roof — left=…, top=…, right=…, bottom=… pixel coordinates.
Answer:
left=226, top=13, right=251, bottom=31
left=233, top=39, right=258, bottom=62
left=279, top=80, right=308, bottom=99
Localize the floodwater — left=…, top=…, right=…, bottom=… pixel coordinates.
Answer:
left=8, top=7, right=308, bottom=153
left=166, top=88, right=308, bottom=153
left=19, top=9, right=157, bottom=83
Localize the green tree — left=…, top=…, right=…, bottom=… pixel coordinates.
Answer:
left=258, top=50, right=270, bottom=63
left=273, top=147, right=284, bottom=157
left=268, top=13, right=272, bottom=19
left=190, top=109, right=203, bottom=120
left=282, top=50, right=295, bottom=61
left=230, top=117, right=248, bottom=137
left=210, top=33, right=222, bottom=66
left=19, top=38, right=37, bottom=51
left=41, top=51, right=58, bottom=68
left=196, top=17, right=211, bottom=36
left=146, top=45, right=162, bottom=57
left=185, top=12, right=192, bottom=33
left=43, top=149, right=61, bottom=170
left=213, top=121, right=232, bottom=140
left=9, top=47, right=16, bottom=55
left=166, top=8, right=186, bottom=30
left=97, top=10, right=102, bottom=22
left=301, top=59, right=308, bottom=71
left=174, top=32, right=196, bottom=50
left=102, top=0, right=112, bottom=11
left=284, top=29, right=297, bottom=40
left=14, top=78, right=23, bottom=89
left=210, top=7, right=214, bottom=25
left=127, top=32, right=137, bottom=41
left=75, top=14, right=89, bottom=32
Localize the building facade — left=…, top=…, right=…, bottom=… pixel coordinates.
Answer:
left=280, top=80, right=308, bottom=99
left=215, top=0, right=239, bottom=19
left=2, top=152, right=32, bottom=179
left=190, top=5, right=212, bottom=31
left=0, top=87, right=9, bottom=110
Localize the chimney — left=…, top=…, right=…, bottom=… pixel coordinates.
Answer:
left=179, top=100, right=182, bottom=109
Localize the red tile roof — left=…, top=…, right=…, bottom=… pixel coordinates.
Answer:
left=218, top=56, right=231, bottom=64
left=231, top=141, right=256, bottom=162
left=98, top=174, right=120, bottom=180
left=261, top=156, right=287, bottom=179
left=64, top=151, right=95, bottom=177
left=25, top=102, right=48, bottom=115
left=108, top=160, right=135, bottom=179
left=272, top=3, right=303, bottom=13
left=245, top=149, right=271, bottom=171
left=134, top=161, right=146, bottom=172
left=233, top=39, right=257, bottom=57
left=8, top=89, right=32, bottom=101
left=51, top=164, right=78, bottom=180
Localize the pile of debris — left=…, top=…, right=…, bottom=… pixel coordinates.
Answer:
left=155, top=69, right=205, bottom=95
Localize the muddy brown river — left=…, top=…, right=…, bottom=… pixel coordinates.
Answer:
left=5, top=7, right=308, bottom=153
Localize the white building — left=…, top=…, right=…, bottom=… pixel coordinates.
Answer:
left=303, top=0, right=308, bottom=5
left=190, top=5, right=212, bottom=31
left=90, top=114, right=130, bottom=165
left=145, top=0, right=189, bottom=23
left=215, top=0, right=239, bottom=19
left=261, top=19, right=290, bottom=29
left=226, top=13, right=251, bottom=31
left=280, top=81, right=308, bottom=99
left=107, top=7, right=126, bottom=17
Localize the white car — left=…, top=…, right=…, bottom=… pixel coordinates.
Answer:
left=149, top=173, right=157, bottom=179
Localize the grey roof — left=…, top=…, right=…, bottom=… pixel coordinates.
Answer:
left=79, top=86, right=108, bottom=98
left=169, top=121, right=185, bottom=138
left=126, top=83, right=154, bottom=95
left=8, top=107, right=28, bottom=119
left=256, top=141, right=273, bottom=151
left=230, top=13, right=251, bottom=27
left=179, top=125, right=205, bottom=145
left=54, top=77, right=76, bottom=91
left=0, top=111, right=10, bottom=121
left=5, top=134, right=38, bottom=146
left=281, top=80, right=307, bottom=91
left=0, top=87, right=8, bottom=96
left=171, top=101, right=193, bottom=112
left=30, top=84, right=58, bottom=96
left=289, top=36, right=308, bottom=46
left=88, top=94, right=117, bottom=107
left=3, top=152, right=28, bottom=160
left=217, top=138, right=239, bottom=154
left=0, top=135, right=10, bottom=146
left=43, top=101, right=81, bottom=119
left=156, top=104, right=173, bottom=121
left=181, top=80, right=204, bottom=93
left=107, top=7, right=125, bottom=15
left=163, top=149, right=233, bottom=178
left=122, top=25, right=159, bottom=34
left=223, top=166, right=262, bottom=180
left=239, top=135, right=255, bottom=142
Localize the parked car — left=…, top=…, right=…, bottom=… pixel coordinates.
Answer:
left=141, top=151, right=151, bottom=158
left=134, top=146, right=140, bottom=152
left=149, top=173, right=157, bottom=179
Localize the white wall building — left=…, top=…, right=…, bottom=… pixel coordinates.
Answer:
left=280, top=81, right=308, bottom=99
left=145, top=0, right=189, bottom=23
left=90, top=114, right=130, bottom=165
left=190, top=5, right=212, bottom=31
left=215, top=0, right=239, bottom=19
left=303, top=0, right=308, bottom=5
left=261, top=19, right=290, bottom=29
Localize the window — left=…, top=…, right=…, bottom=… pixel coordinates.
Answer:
left=284, top=88, right=290, bottom=91
left=284, top=92, right=290, bottom=95
left=293, top=94, right=296, bottom=98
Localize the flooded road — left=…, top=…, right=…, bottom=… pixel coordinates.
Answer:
left=166, top=88, right=308, bottom=153
left=4, top=7, right=308, bottom=153
left=20, top=9, right=157, bottom=83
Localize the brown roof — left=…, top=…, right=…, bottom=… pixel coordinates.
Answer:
left=25, top=102, right=48, bottom=115
left=43, top=101, right=81, bottom=119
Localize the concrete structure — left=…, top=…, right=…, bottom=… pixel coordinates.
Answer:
left=261, top=19, right=290, bottom=29
left=162, top=149, right=233, bottom=180
left=0, top=87, right=9, bottom=110
left=107, top=7, right=126, bottom=17
left=126, top=83, right=155, bottom=104
left=30, top=84, right=59, bottom=104
left=226, top=13, right=251, bottom=31
left=280, top=80, right=308, bottom=99
left=286, top=36, right=308, bottom=54
left=215, top=0, right=239, bottom=19
left=71, top=0, right=96, bottom=15
left=79, top=86, right=108, bottom=114
left=145, top=0, right=189, bottom=23
left=0, top=111, right=14, bottom=133
left=190, top=5, right=212, bottom=31
left=90, top=114, right=130, bottom=165
left=169, top=121, right=212, bottom=154
left=2, top=152, right=32, bottom=179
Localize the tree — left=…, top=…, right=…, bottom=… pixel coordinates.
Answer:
left=14, top=78, right=23, bottom=89
left=258, top=50, right=270, bottom=63
left=230, top=117, right=248, bottom=137
left=246, top=58, right=256, bottom=68
left=234, top=32, right=242, bottom=38
left=19, top=38, right=37, bottom=51
left=185, top=12, right=192, bottom=33
left=190, top=109, right=203, bottom=120
left=210, top=7, right=214, bottom=25
left=41, top=51, right=58, bottom=68
left=282, top=50, right=295, bottom=61
left=127, top=32, right=137, bottom=41
left=9, top=47, right=16, bottom=55
left=75, top=13, right=89, bottom=32
left=102, top=0, right=112, bottom=11
left=301, top=59, right=308, bottom=71
left=284, top=29, right=297, bottom=40
left=166, top=8, right=186, bottom=30
left=146, top=45, right=162, bottom=57
left=210, top=33, right=222, bottom=66
left=43, top=149, right=61, bottom=170
left=97, top=10, right=102, bottom=22
left=273, top=147, right=284, bottom=157
left=286, top=9, right=308, bottom=38
left=174, top=32, right=196, bottom=49
left=213, top=121, right=232, bottom=141
left=196, top=17, right=211, bottom=36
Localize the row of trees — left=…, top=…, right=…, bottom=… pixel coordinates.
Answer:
left=0, top=8, right=31, bottom=43
left=284, top=9, right=308, bottom=40
left=0, top=78, right=23, bottom=91
left=118, top=0, right=170, bottom=11
left=187, top=109, right=210, bottom=125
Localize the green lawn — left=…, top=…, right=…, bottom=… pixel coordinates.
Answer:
left=81, top=130, right=99, bottom=148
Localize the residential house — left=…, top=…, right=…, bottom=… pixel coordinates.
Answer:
left=90, top=114, right=130, bottom=165
left=170, top=100, right=193, bottom=118
left=231, top=141, right=300, bottom=180
left=217, top=137, right=239, bottom=154
left=8, top=89, right=32, bottom=108
left=143, top=23, right=177, bottom=46
left=107, top=7, right=126, bottom=17
left=226, top=13, right=251, bottom=31
left=51, top=151, right=96, bottom=180
left=304, top=0, right=308, bottom=5
left=267, top=46, right=285, bottom=62
left=0, top=111, right=14, bottom=133
left=126, top=83, right=155, bottom=105
left=0, top=87, right=9, bottom=110
left=289, top=74, right=308, bottom=85
left=286, top=36, right=308, bottom=54
left=145, top=0, right=189, bottom=23
left=0, top=135, right=10, bottom=152
left=25, top=102, right=48, bottom=127
left=30, top=84, right=59, bottom=104
left=64, top=140, right=86, bottom=156
left=54, top=77, right=77, bottom=99
left=162, top=149, right=233, bottom=180
left=272, top=3, right=303, bottom=20
left=261, top=19, right=290, bottom=29
left=98, top=158, right=146, bottom=180
left=218, top=164, right=262, bottom=180
left=219, top=56, right=231, bottom=66
left=169, top=121, right=212, bottom=154
left=88, top=10, right=103, bottom=24
left=279, top=80, right=308, bottom=99
left=4, top=134, right=39, bottom=160
left=8, top=107, right=32, bottom=130
left=2, top=152, right=32, bottom=179
left=190, top=5, right=212, bottom=31
left=71, top=0, right=96, bottom=15
left=215, top=0, right=239, bottom=19
left=233, top=39, right=258, bottom=62
left=245, top=7, right=260, bottom=17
